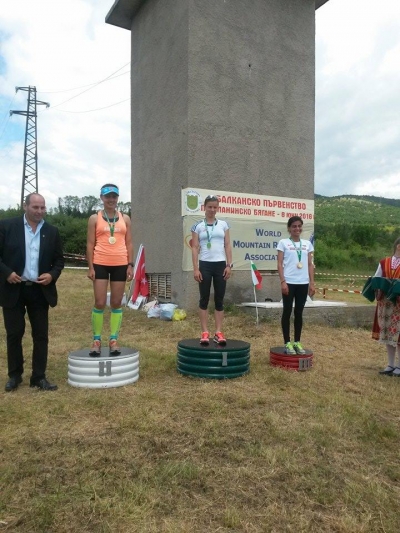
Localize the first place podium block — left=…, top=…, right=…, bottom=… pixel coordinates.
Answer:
left=68, top=348, right=139, bottom=389
left=177, top=339, right=250, bottom=379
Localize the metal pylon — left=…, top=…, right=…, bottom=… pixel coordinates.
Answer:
left=10, top=86, right=50, bottom=207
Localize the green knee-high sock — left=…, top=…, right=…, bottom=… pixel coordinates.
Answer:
left=91, top=308, right=104, bottom=340
left=110, top=308, right=123, bottom=340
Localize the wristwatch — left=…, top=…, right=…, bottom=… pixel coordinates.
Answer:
left=227, top=263, right=233, bottom=268
left=128, top=262, right=134, bottom=267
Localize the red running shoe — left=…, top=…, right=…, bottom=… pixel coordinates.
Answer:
left=200, top=332, right=210, bottom=345
left=213, top=331, right=226, bottom=345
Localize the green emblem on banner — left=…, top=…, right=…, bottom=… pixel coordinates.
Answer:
left=187, top=195, right=199, bottom=210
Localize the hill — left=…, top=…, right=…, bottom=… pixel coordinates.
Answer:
left=313, top=194, right=400, bottom=271
left=315, top=194, right=400, bottom=226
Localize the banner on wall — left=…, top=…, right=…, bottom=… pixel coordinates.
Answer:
left=182, top=188, right=314, bottom=271
left=181, top=188, right=314, bottom=221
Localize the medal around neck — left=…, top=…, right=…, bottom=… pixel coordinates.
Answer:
left=104, top=209, right=117, bottom=244
left=204, top=218, right=216, bottom=250
left=290, top=238, right=303, bottom=269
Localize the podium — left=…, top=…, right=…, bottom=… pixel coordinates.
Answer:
left=270, top=346, right=313, bottom=371
left=68, top=347, right=139, bottom=388
left=177, top=339, right=250, bottom=379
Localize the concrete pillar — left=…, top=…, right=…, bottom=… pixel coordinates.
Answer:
left=106, top=0, right=328, bottom=309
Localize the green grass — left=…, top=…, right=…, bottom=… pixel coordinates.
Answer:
left=1, top=270, right=400, bottom=532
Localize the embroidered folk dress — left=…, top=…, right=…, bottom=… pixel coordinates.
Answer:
left=372, top=257, right=400, bottom=346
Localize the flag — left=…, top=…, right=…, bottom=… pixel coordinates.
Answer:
left=131, top=244, right=149, bottom=302
left=251, top=261, right=262, bottom=289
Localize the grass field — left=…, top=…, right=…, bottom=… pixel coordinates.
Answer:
left=1, top=269, right=400, bottom=533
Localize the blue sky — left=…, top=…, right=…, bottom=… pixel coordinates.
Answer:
left=0, top=0, right=399, bottom=209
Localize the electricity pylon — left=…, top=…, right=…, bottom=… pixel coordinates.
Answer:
left=10, top=86, right=50, bottom=208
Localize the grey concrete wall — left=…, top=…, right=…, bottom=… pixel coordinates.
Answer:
left=130, top=0, right=189, bottom=303
left=129, top=0, right=316, bottom=309
left=188, top=0, right=315, bottom=198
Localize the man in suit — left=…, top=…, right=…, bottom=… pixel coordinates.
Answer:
left=0, top=193, right=64, bottom=392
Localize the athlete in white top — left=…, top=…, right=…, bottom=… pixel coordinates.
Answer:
left=277, top=216, right=315, bottom=355
left=191, top=195, right=232, bottom=346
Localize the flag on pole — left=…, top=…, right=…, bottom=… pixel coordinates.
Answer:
left=131, top=244, right=149, bottom=302
left=251, top=261, right=262, bottom=289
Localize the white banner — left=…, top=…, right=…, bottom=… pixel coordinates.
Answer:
left=182, top=188, right=314, bottom=271
left=181, top=187, right=314, bottom=222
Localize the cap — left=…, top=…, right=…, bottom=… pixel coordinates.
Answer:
left=100, top=186, right=119, bottom=196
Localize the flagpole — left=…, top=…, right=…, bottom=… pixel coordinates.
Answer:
left=127, top=244, right=143, bottom=306
left=250, top=261, right=260, bottom=326
left=133, top=244, right=143, bottom=278
left=253, top=283, right=259, bottom=326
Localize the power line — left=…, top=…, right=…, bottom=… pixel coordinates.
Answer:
left=54, top=98, right=130, bottom=113
left=0, top=93, right=17, bottom=135
left=1, top=62, right=131, bottom=139
left=37, top=70, right=130, bottom=94
left=0, top=114, right=12, bottom=143
left=50, top=62, right=131, bottom=109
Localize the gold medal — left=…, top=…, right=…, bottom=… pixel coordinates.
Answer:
left=297, top=262, right=303, bottom=269
left=104, top=209, right=117, bottom=246
left=204, top=219, right=216, bottom=251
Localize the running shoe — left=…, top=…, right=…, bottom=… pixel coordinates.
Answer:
left=89, top=339, right=101, bottom=357
left=109, top=339, right=121, bottom=356
left=284, top=342, right=296, bottom=355
left=200, top=332, right=210, bottom=345
left=213, top=331, right=227, bottom=345
left=293, top=342, right=306, bottom=355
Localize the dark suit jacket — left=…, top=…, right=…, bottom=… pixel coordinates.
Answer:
left=0, top=216, right=64, bottom=308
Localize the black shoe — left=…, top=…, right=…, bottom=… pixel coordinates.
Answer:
left=378, top=366, right=395, bottom=375
left=30, top=378, right=58, bottom=391
left=5, top=377, right=22, bottom=392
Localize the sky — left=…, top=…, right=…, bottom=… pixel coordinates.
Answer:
left=315, top=0, right=400, bottom=198
left=0, top=0, right=399, bottom=210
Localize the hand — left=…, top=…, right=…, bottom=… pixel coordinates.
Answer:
left=7, top=272, right=22, bottom=284
left=281, top=281, right=289, bottom=296
left=37, top=273, right=53, bottom=286
left=126, top=265, right=133, bottom=281
left=223, top=266, right=231, bottom=280
left=193, top=268, right=203, bottom=282
left=87, top=267, right=96, bottom=281
left=308, top=283, right=315, bottom=297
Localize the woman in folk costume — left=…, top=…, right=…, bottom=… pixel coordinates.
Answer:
left=86, top=184, right=133, bottom=356
left=372, top=237, right=400, bottom=376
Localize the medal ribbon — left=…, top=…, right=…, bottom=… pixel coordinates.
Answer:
left=104, top=209, right=117, bottom=238
left=204, top=219, right=216, bottom=248
left=290, top=238, right=302, bottom=263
